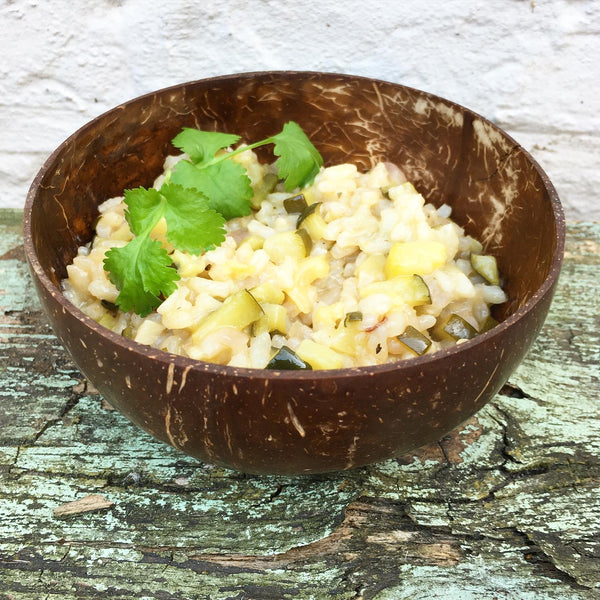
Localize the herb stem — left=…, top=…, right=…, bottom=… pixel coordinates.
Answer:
left=205, top=137, right=276, bottom=167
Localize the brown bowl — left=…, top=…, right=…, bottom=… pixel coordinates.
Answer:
left=24, top=71, right=565, bottom=474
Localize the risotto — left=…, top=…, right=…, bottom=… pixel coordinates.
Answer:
left=63, top=148, right=507, bottom=370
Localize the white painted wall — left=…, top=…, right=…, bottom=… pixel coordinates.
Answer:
left=2, top=0, right=598, bottom=219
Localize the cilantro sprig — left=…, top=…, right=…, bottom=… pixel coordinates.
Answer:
left=103, top=121, right=323, bottom=317
left=103, top=184, right=226, bottom=316
left=169, top=121, right=322, bottom=218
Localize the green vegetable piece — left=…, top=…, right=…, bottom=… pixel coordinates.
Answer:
left=397, top=325, right=432, bottom=356
left=121, top=325, right=134, bottom=339
left=266, top=345, right=313, bottom=370
left=436, top=313, right=478, bottom=341
left=295, top=228, right=313, bottom=254
left=192, top=289, right=264, bottom=343
left=96, top=312, right=117, bottom=329
left=412, top=274, right=432, bottom=305
left=263, top=172, right=279, bottom=191
left=344, top=311, right=363, bottom=326
left=296, top=202, right=322, bottom=228
left=471, top=253, right=500, bottom=285
left=284, top=193, right=308, bottom=213
left=101, top=299, right=119, bottom=316
left=251, top=172, right=279, bottom=209
left=480, top=314, right=499, bottom=333
left=361, top=274, right=431, bottom=307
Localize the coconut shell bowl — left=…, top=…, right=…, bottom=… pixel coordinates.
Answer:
left=24, top=71, right=565, bottom=475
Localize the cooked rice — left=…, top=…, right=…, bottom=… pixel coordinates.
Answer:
left=63, top=149, right=506, bottom=369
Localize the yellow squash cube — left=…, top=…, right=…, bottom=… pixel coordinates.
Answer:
left=296, top=339, right=345, bottom=370
left=385, top=241, right=447, bottom=278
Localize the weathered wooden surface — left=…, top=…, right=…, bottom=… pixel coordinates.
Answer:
left=1, top=208, right=598, bottom=599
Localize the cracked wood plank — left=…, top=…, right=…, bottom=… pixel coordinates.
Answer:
left=1, top=210, right=599, bottom=599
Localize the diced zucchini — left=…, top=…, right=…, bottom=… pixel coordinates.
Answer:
left=296, top=202, right=321, bottom=228
left=266, top=345, right=312, bottom=370
left=192, top=289, right=263, bottom=343
left=283, top=193, right=308, bottom=213
left=329, top=324, right=363, bottom=356
left=320, top=312, right=363, bottom=356
left=433, top=313, right=478, bottom=342
left=263, top=231, right=307, bottom=263
left=301, top=186, right=318, bottom=206
left=360, top=274, right=431, bottom=307
left=479, top=314, right=499, bottom=333
left=295, top=228, right=313, bottom=254
left=171, top=249, right=208, bottom=277
left=344, top=311, right=363, bottom=326
left=313, top=302, right=345, bottom=329
left=121, top=325, right=135, bottom=339
left=385, top=240, right=447, bottom=278
left=250, top=282, right=285, bottom=305
left=296, top=339, right=345, bottom=370
left=96, top=312, right=118, bottom=330
left=329, top=325, right=360, bottom=357
left=297, top=202, right=326, bottom=240
left=471, top=254, right=500, bottom=285
left=397, top=326, right=432, bottom=356
left=302, top=212, right=327, bottom=240
left=251, top=172, right=279, bottom=209
left=253, top=303, right=288, bottom=336
left=238, top=234, right=264, bottom=251
left=101, top=299, right=120, bottom=316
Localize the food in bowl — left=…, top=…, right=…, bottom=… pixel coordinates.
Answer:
left=62, top=124, right=507, bottom=370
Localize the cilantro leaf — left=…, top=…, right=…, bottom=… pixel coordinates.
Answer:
left=160, top=183, right=226, bottom=253
left=170, top=159, right=253, bottom=221
left=104, top=235, right=179, bottom=317
left=123, top=187, right=164, bottom=236
left=272, top=121, right=323, bottom=191
left=171, top=128, right=240, bottom=165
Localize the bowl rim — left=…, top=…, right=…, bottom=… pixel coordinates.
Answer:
left=23, top=70, right=566, bottom=381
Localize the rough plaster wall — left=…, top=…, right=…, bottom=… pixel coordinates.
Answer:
left=1, top=0, right=598, bottom=219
